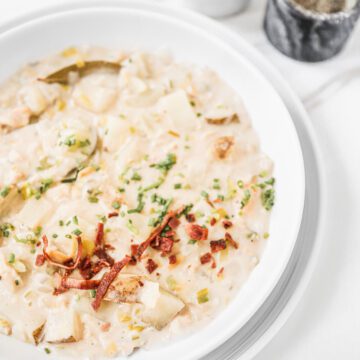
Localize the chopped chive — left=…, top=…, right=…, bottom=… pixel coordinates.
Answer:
left=8, top=253, right=15, bottom=264
left=72, top=229, right=82, bottom=236
left=131, top=172, right=142, bottom=181
left=0, top=186, right=10, bottom=198
left=112, top=201, right=121, bottom=210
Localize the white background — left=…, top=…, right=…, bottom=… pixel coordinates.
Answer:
left=1, top=0, right=360, bottom=359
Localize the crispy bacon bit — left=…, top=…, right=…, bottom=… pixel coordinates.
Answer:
left=108, top=212, right=119, bottom=218
left=200, top=252, right=213, bottom=265
left=146, top=259, right=158, bottom=274
left=42, top=235, right=82, bottom=270
left=168, top=217, right=180, bottom=229
left=93, top=247, right=114, bottom=266
left=185, top=213, right=195, bottom=223
left=135, top=210, right=180, bottom=260
left=210, top=218, right=217, bottom=226
left=92, top=255, right=131, bottom=311
left=130, top=244, right=139, bottom=257
left=95, top=222, right=104, bottom=247
left=78, top=256, right=93, bottom=279
left=92, top=259, right=109, bottom=274
left=35, top=254, right=46, bottom=266
left=217, top=267, right=224, bottom=277
left=169, top=254, right=177, bottom=265
left=151, top=236, right=174, bottom=254
left=225, top=232, right=238, bottom=249
left=186, top=224, right=208, bottom=241
left=160, top=237, right=174, bottom=253
left=210, top=239, right=227, bottom=253
left=223, top=220, right=233, bottom=229
left=104, top=243, right=115, bottom=251
left=61, top=277, right=101, bottom=290
left=129, top=244, right=139, bottom=265
left=163, top=230, right=175, bottom=238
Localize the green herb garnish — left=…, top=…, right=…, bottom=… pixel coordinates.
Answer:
left=240, top=189, right=251, bottom=209
left=128, top=193, right=145, bottom=214
left=8, top=253, right=15, bottom=264
left=72, top=229, right=82, bottom=236
left=34, top=178, right=53, bottom=199
left=87, top=189, right=102, bottom=203
left=112, top=201, right=121, bottom=210
left=131, top=172, right=142, bottom=181
left=0, top=186, right=10, bottom=198
left=0, top=223, right=14, bottom=238
left=150, top=153, right=177, bottom=174
left=261, top=188, right=275, bottom=211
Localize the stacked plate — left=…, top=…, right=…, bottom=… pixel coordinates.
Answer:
left=0, top=2, right=326, bottom=359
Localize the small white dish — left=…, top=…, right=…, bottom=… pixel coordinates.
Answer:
left=0, top=2, right=305, bottom=359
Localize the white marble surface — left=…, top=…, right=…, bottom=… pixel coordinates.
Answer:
left=1, top=0, right=360, bottom=359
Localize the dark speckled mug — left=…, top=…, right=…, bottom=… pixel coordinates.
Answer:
left=264, top=0, right=360, bottom=62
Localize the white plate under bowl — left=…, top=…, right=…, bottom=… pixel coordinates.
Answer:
left=0, top=2, right=305, bottom=359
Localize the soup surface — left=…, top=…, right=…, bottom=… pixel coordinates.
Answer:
left=0, top=47, right=275, bottom=358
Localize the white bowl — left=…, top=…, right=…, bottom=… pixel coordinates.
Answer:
left=0, top=2, right=305, bottom=359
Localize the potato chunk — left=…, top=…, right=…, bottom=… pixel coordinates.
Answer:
left=104, top=275, right=142, bottom=304
left=140, top=286, right=185, bottom=330
left=44, top=309, right=83, bottom=344
left=105, top=275, right=185, bottom=330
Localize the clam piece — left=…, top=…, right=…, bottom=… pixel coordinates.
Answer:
left=0, top=107, right=31, bottom=130
left=44, top=309, right=83, bottom=344
left=206, top=113, right=239, bottom=125
left=39, top=61, right=121, bottom=85
left=213, top=136, right=235, bottom=159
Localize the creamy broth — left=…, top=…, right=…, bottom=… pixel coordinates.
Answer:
left=0, top=47, right=274, bottom=358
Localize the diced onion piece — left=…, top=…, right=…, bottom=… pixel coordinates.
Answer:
left=0, top=317, right=12, bottom=336
left=32, top=323, right=45, bottom=345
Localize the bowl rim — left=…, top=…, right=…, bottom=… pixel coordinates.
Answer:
left=0, top=2, right=308, bottom=359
